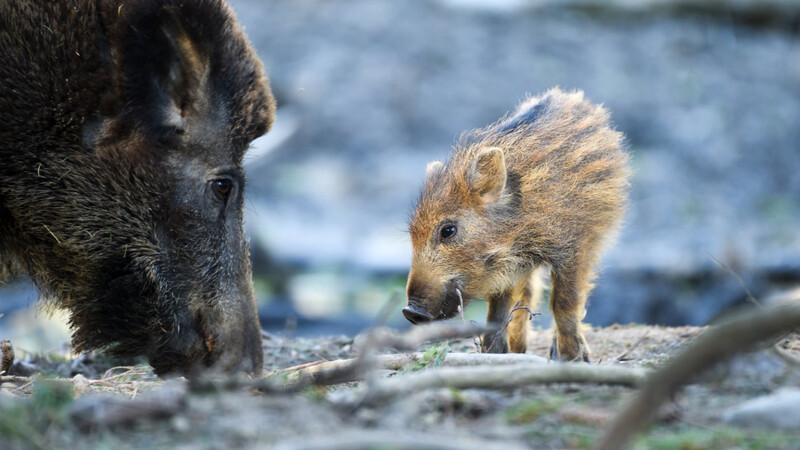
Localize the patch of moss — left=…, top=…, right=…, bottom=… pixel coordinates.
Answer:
left=400, top=342, right=451, bottom=373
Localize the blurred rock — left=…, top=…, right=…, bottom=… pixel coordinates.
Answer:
left=71, top=374, right=91, bottom=398
left=70, top=380, right=187, bottom=430
left=723, top=388, right=800, bottom=430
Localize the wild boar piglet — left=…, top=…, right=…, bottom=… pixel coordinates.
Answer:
left=405, top=88, right=630, bottom=361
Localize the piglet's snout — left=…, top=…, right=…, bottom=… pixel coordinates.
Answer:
left=402, top=300, right=432, bottom=324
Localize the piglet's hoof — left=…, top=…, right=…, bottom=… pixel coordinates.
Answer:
left=550, top=336, right=591, bottom=362
left=481, top=334, right=509, bottom=353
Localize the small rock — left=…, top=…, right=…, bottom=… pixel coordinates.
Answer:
left=72, top=374, right=91, bottom=397
left=723, top=388, right=800, bottom=430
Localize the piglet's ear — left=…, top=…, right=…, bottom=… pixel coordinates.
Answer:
left=469, top=147, right=506, bottom=205
left=426, top=161, right=444, bottom=179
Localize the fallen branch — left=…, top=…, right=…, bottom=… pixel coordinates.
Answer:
left=0, top=375, right=30, bottom=384
left=198, top=354, right=549, bottom=394
left=358, top=363, right=648, bottom=405
left=193, top=322, right=498, bottom=394
left=274, top=359, right=328, bottom=374
left=347, top=321, right=496, bottom=393
left=281, top=352, right=548, bottom=385
left=596, top=301, right=800, bottom=450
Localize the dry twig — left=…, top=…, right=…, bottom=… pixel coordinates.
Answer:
left=612, top=330, right=650, bottom=362
left=703, top=249, right=761, bottom=307
left=597, top=301, right=800, bottom=450
left=99, top=366, right=149, bottom=382
left=483, top=301, right=539, bottom=353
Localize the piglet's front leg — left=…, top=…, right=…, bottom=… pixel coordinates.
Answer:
left=549, top=265, right=592, bottom=362
left=482, top=291, right=511, bottom=353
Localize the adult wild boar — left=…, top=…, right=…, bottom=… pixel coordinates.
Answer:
left=0, top=0, right=275, bottom=375
left=405, top=89, right=629, bottom=362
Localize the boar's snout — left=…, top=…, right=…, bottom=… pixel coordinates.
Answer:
left=403, top=301, right=432, bottom=324
left=148, top=289, right=263, bottom=376
left=206, top=303, right=264, bottom=375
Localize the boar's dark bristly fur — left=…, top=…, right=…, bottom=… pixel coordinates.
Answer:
left=0, top=0, right=275, bottom=375
left=406, top=89, right=630, bottom=362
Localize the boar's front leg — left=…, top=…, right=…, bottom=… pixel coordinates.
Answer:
left=549, top=264, right=592, bottom=362
left=482, top=273, right=534, bottom=353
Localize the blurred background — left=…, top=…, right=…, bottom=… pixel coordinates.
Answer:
left=2, top=0, right=799, bottom=351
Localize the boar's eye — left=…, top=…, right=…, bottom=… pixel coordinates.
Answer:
left=214, top=179, right=232, bottom=200
left=440, top=225, right=457, bottom=240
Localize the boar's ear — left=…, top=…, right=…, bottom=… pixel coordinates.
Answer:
left=469, top=147, right=506, bottom=205
left=117, top=8, right=211, bottom=141
left=426, top=161, right=444, bottom=179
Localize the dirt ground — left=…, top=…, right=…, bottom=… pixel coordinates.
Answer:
left=1, top=324, right=800, bottom=449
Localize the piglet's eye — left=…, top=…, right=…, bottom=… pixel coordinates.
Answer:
left=441, top=225, right=457, bottom=239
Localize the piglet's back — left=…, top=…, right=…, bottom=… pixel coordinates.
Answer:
left=457, top=88, right=630, bottom=261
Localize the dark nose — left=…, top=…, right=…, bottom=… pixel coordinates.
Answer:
left=402, top=305, right=432, bottom=324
